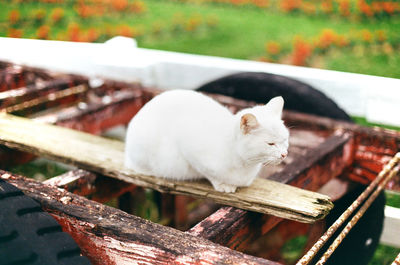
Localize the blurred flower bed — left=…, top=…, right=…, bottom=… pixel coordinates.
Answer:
left=3, top=0, right=219, bottom=42
left=260, top=28, right=398, bottom=66
left=171, top=0, right=400, bottom=19
left=1, top=0, right=399, bottom=75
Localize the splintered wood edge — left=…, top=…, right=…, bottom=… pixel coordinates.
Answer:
left=0, top=113, right=333, bottom=223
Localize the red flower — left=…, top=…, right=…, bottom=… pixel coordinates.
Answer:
left=7, top=28, right=23, bottom=38
left=8, top=10, right=20, bottom=25
left=252, top=0, right=269, bottom=8
left=37, top=25, right=50, bottom=39
left=67, top=23, right=81, bottom=42
left=265, top=41, right=281, bottom=55
left=360, top=29, right=373, bottom=43
left=321, top=0, right=333, bottom=14
left=317, top=29, right=337, bottom=49
left=338, top=0, right=351, bottom=17
left=51, top=8, right=65, bottom=23
left=130, top=1, right=147, bottom=13
left=117, top=25, right=135, bottom=38
left=375, top=30, right=387, bottom=43
left=291, top=36, right=313, bottom=66
left=111, top=0, right=128, bottom=11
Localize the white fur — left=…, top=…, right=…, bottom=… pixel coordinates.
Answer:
left=124, top=90, right=289, bottom=193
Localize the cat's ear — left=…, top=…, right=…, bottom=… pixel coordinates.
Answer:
left=240, top=113, right=259, bottom=134
left=265, top=96, right=284, bottom=117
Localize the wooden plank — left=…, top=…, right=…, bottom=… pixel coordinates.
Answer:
left=0, top=171, right=281, bottom=265
left=44, top=169, right=137, bottom=203
left=0, top=78, right=83, bottom=109
left=0, top=113, right=333, bottom=223
left=188, top=132, right=353, bottom=250
left=34, top=89, right=147, bottom=134
left=283, top=110, right=400, bottom=190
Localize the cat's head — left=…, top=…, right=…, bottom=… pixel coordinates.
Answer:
left=235, top=96, right=289, bottom=166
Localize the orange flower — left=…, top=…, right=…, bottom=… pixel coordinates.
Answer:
left=358, top=0, right=374, bottom=16
left=265, top=41, right=281, bottom=55
left=280, top=0, right=302, bottom=12
left=291, top=36, right=313, bottom=66
left=86, top=28, right=99, bottom=42
left=252, top=0, right=269, bottom=8
left=321, top=0, right=333, bottom=14
left=8, top=10, right=20, bottom=25
left=382, top=42, right=393, bottom=55
left=360, top=29, right=373, bottom=43
left=338, top=0, right=351, bottom=17
left=51, top=8, right=65, bottom=23
left=230, top=0, right=247, bottom=5
left=382, top=2, right=396, bottom=14
left=7, top=28, right=23, bottom=38
left=317, top=29, right=337, bottom=49
left=301, top=2, right=316, bottom=14
left=111, top=0, right=128, bottom=11
left=33, top=9, right=46, bottom=23
left=371, top=2, right=383, bottom=13
left=375, top=30, right=387, bottom=43
left=75, top=4, right=92, bottom=18
left=335, top=35, right=349, bottom=47
left=130, top=1, right=147, bottom=13
left=116, top=25, right=135, bottom=38
left=37, top=25, right=50, bottom=39
left=67, top=23, right=81, bottom=42
left=185, top=15, right=202, bottom=32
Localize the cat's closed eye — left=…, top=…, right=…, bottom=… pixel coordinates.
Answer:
left=267, top=142, right=275, bottom=146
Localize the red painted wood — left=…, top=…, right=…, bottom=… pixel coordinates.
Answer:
left=44, top=169, right=137, bottom=203
left=1, top=171, right=282, bottom=265
left=189, top=131, right=354, bottom=251
left=35, top=89, right=147, bottom=134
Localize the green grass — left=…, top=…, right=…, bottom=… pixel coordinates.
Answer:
left=138, top=0, right=400, bottom=78
left=2, top=1, right=400, bottom=263
left=352, top=116, right=400, bottom=131
left=370, top=244, right=400, bottom=265
left=1, top=0, right=400, bottom=78
left=386, top=191, right=400, bottom=208
left=10, top=158, right=69, bottom=181
left=280, top=235, right=400, bottom=265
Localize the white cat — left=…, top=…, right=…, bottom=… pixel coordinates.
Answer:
left=124, top=90, right=289, bottom=193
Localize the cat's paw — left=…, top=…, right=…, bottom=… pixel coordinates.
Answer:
left=210, top=181, right=238, bottom=193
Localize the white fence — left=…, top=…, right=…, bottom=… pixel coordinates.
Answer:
left=1, top=36, right=399, bottom=126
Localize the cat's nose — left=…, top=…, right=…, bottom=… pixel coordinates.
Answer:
left=281, top=152, right=287, bottom=159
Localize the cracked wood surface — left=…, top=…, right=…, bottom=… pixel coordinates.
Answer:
left=0, top=113, right=333, bottom=223
left=0, top=171, right=281, bottom=265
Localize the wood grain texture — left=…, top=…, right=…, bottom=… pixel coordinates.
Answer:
left=189, top=132, right=353, bottom=250
left=0, top=113, right=333, bottom=223
left=0, top=171, right=281, bottom=265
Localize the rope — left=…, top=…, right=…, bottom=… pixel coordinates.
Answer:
left=296, top=152, right=400, bottom=265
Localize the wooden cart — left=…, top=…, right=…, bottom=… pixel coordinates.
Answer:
left=0, top=61, right=399, bottom=264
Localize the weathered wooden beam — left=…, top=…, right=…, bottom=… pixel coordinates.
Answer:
left=0, top=113, right=332, bottom=223
left=188, top=132, right=353, bottom=250
left=283, top=111, right=400, bottom=190
left=44, top=169, right=136, bottom=203
left=0, top=171, right=281, bottom=265
left=34, top=89, right=148, bottom=134
left=0, top=78, right=85, bottom=109
left=269, top=132, right=354, bottom=187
